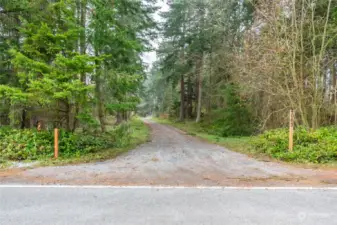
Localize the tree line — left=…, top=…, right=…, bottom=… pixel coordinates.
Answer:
left=145, top=0, right=337, bottom=136
left=0, top=0, right=156, bottom=132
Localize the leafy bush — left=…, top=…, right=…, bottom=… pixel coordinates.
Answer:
left=0, top=128, right=53, bottom=160
left=112, top=122, right=131, bottom=148
left=204, top=84, right=256, bottom=137
left=0, top=123, right=131, bottom=161
left=251, top=126, right=337, bottom=163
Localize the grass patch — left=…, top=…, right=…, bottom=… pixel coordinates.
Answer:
left=0, top=118, right=150, bottom=168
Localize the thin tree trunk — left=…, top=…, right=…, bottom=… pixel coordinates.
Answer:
left=207, top=56, right=212, bottom=114
left=332, top=63, right=337, bottom=104
left=123, top=111, right=128, bottom=121
left=196, top=82, right=202, bottom=123
left=333, top=62, right=337, bottom=124
left=95, top=51, right=106, bottom=132
left=196, top=56, right=203, bottom=123
left=196, top=3, right=205, bottom=123
left=186, top=76, right=193, bottom=118
left=72, top=106, right=79, bottom=132
left=179, top=74, right=185, bottom=121
left=194, top=77, right=198, bottom=117
left=20, top=109, right=26, bottom=129
left=73, top=0, right=87, bottom=131
left=179, top=6, right=187, bottom=122
left=80, top=0, right=87, bottom=83
left=97, top=84, right=106, bottom=132
left=116, top=112, right=123, bottom=125
left=66, top=102, right=71, bottom=132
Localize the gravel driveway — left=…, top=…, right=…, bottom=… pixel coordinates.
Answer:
left=1, top=120, right=337, bottom=186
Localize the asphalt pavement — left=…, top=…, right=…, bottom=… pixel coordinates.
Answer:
left=1, top=186, right=337, bottom=225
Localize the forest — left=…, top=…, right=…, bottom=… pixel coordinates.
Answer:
left=144, top=0, right=337, bottom=164
left=0, top=0, right=155, bottom=162
left=1, top=0, right=337, bottom=165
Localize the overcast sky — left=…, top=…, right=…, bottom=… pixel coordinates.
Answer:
left=142, top=0, right=169, bottom=71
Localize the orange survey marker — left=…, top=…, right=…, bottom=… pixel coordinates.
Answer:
left=289, top=110, right=294, bottom=152
left=54, top=128, right=59, bottom=158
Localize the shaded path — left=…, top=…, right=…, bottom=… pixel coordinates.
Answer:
left=0, top=120, right=337, bottom=186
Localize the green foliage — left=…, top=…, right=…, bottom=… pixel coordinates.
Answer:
left=106, top=103, right=138, bottom=112
left=104, top=71, right=143, bottom=114
left=206, top=84, right=255, bottom=137
left=76, top=111, right=100, bottom=130
left=9, top=19, right=96, bottom=105
left=112, top=122, right=131, bottom=148
left=251, top=127, right=337, bottom=163
left=0, top=123, right=131, bottom=161
left=1, top=0, right=156, bottom=131
left=58, top=130, right=115, bottom=157
left=0, top=85, right=30, bottom=103
left=0, top=127, right=53, bottom=160
left=88, top=0, right=156, bottom=123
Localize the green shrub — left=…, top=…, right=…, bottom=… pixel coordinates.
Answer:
left=204, top=84, right=256, bottom=137
left=112, top=122, right=131, bottom=147
left=0, top=123, right=131, bottom=161
left=0, top=128, right=53, bottom=160
left=251, top=126, right=337, bottom=163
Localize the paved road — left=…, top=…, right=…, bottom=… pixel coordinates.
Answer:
left=1, top=186, right=337, bottom=225
left=1, top=120, right=336, bottom=186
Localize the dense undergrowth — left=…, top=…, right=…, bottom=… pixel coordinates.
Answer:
left=252, top=127, right=337, bottom=164
left=0, top=119, right=149, bottom=163
left=203, top=84, right=256, bottom=137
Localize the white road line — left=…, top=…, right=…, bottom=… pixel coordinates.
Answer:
left=0, top=185, right=337, bottom=190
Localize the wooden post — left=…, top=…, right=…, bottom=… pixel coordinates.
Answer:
left=37, top=121, right=41, bottom=132
left=54, top=128, right=59, bottom=159
left=289, top=110, right=294, bottom=152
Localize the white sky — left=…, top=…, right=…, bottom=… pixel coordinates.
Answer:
left=142, top=0, right=169, bottom=71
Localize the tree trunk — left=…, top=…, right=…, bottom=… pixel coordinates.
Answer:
left=333, top=62, right=337, bottom=124
left=20, top=108, right=26, bottom=129
left=116, top=112, right=123, bottom=125
left=95, top=52, right=106, bottom=132
left=207, top=41, right=214, bottom=115
left=186, top=76, right=193, bottom=118
left=194, top=77, right=198, bottom=117
left=73, top=0, right=87, bottom=131
left=66, top=102, right=71, bottom=132
left=196, top=56, right=203, bottom=123
left=195, top=3, right=205, bottom=123
left=207, top=65, right=212, bottom=114
left=80, top=0, right=87, bottom=83
left=179, top=6, right=187, bottom=122
left=179, top=74, right=185, bottom=121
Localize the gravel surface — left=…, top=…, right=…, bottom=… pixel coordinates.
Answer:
left=0, top=120, right=336, bottom=186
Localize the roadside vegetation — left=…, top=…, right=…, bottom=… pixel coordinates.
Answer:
left=0, top=1, right=155, bottom=167
left=0, top=118, right=150, bottom=167
left=252, top=127, right=337, bottom=164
